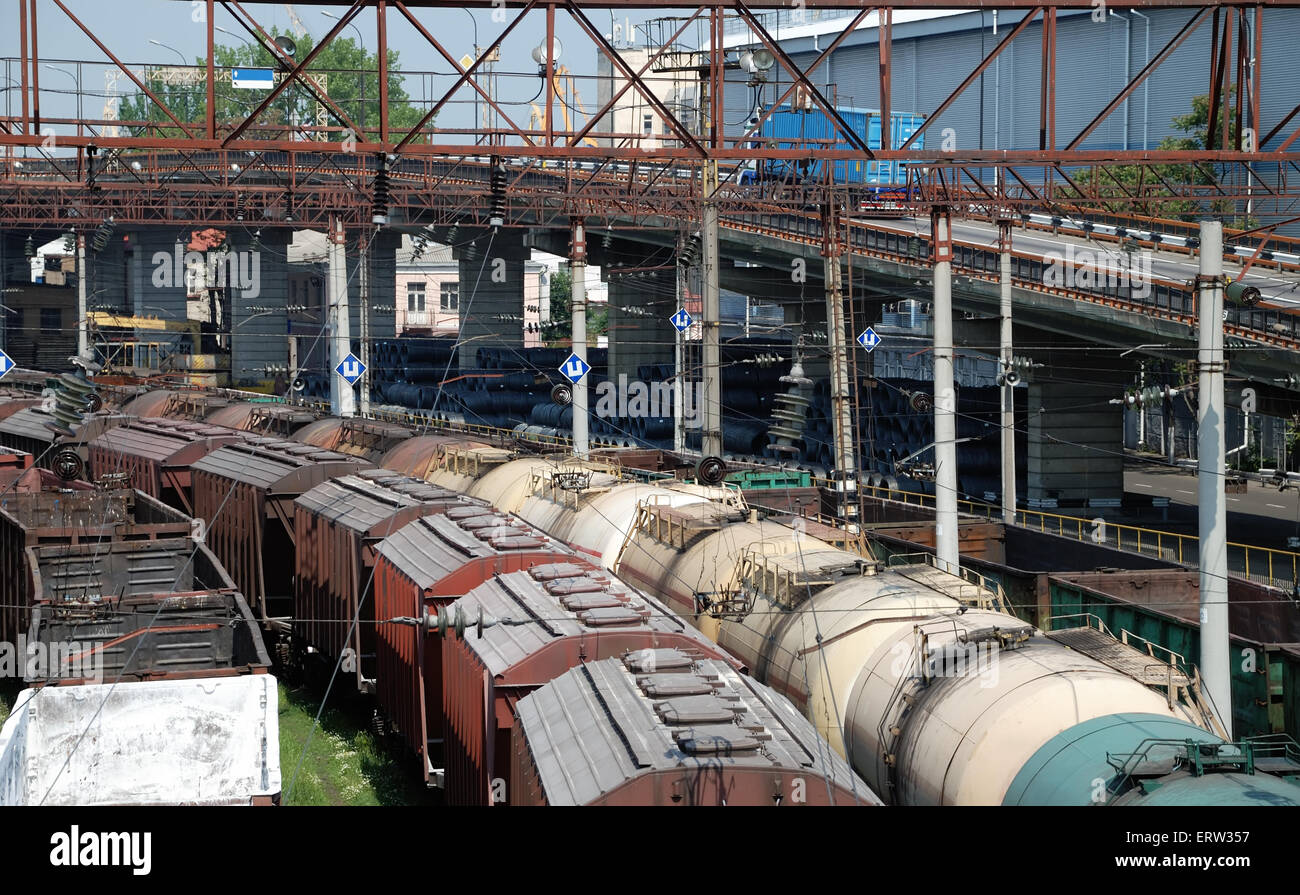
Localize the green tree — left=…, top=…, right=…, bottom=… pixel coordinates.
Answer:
left=1070, top=88, right=1250, bottom=224
left=118, top=29, right=425, bottom=141
left=540, top=268, right=609, bottom=345
left=544, top=267, right=572, bottom=343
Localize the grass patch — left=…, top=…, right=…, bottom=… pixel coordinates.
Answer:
left=276, top=680, right=437, bottom=807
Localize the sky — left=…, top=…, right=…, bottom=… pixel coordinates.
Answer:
left=0, top=1, right=709, bottom=141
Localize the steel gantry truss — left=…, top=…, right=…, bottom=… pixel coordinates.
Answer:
left=2, top=0, right=1300, bottom=223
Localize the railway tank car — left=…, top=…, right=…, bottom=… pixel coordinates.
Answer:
left=445, top=460, right=1300, bottom=806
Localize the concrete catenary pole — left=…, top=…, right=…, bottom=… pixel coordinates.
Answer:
left=674, top=234, right=686, bottom=455
left=358, top=229, right=371, bottom=417
left=570, top=217, right=588, bottom=459
left=701, top=164, right=723, bottom=459
left=998, top=219, right=1016, bottom=524
left=329, top=215, right=355, bottom=418
left=824, top=206, right=857, bottom=526
left=1197, top=218, right=1230, bottom=737
left=76, top=232, right=89, bottom=359
left=932, top=207, right=959, bottom=574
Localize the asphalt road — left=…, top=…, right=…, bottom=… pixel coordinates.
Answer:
left=1123, top=457, right=1300, bottom=550
left=858, top=216, right=1300, bottom=309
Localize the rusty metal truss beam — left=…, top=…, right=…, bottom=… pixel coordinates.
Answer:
left=4, top=0, right=1300, bottom=219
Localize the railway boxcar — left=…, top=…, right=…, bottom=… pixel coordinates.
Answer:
left=0, top=487, right=191, bottom=648
left=439, top=566, right=740, bottom=804
left=86, top=418, right=249, bottom=514
left=0, top=405, right=129, bottom=473
left=293, top=470, right=484, bottom=692
left=192, top=438, right=367, bottom=623
left=509, top=656, right=877, bottom=806
left=372, top=509, right=584, bottom=781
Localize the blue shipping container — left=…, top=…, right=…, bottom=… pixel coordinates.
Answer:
left=754, top=105, right=924, bottom=186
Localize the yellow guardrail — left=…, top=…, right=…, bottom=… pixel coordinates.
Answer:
left=852, top=481, right=1300, bottom=588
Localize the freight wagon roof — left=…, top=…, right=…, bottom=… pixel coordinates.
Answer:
left=448, top=567, right=721, bottom=677
left=118, top=389, right=176, bottom=418
left=192, top=437, right=362, bottom=491
left=295, top=469, right=477, bottom=534
left=377, top=510, right=558, bottom=589
left=515, top=657, right=877, bottom=806
left=0, top=407, right=66, bottom=443
left=88, top=418, right=243, bottom=463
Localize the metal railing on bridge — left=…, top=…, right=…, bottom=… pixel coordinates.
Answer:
left=855, top=480, right=1300, bottom=592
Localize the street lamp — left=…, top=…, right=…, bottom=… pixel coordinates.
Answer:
left=149, top=40, right=187, bottom=65
left=214, top=26, right=254, bottom=50
left=322, top=10, right=366, bottom=130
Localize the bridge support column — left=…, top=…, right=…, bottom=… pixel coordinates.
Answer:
left=228, top=228, right=288, bottom=389
left=931, top=207, right=959, bottom=575
left=1197, top=219, right=1230, bottom=738
left=606, top=276, right=673, bottom=384
left=1027, top=377, right=1125, bottom=505
left=455, top=229, right=527, bottom=373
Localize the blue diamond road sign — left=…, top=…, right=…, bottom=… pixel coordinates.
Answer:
left=670, top=308, right=694, bottom=333
left=559, top=353, right=591, bottom=384
left=335, top=353, right=366, bottom=385
left=0, top=349, right=12, bottom=380
left=857, top=327, right=882, bottom=352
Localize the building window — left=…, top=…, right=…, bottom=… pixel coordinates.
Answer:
left=407, top=282, right=426, bottom=312
left=440, top=283, right=459, bottom=312
left=40, top=308, right=61, bottom=331
left=643, top=113, right=653, bottom=135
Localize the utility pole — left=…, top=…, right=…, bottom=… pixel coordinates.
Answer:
left=328, top=214, right=355, bottom=418
left=701, top=162, right=722, bottom=459
left=998, top=218, right=1016, bottom=524
left=932, top=206, right=959, bottom=574
left=358, top=228, right=371, bottom=417
left=674, top=233, right=686, bottom=455
left=571, top=217, right=588, bottom=458
left=76, top=232, right=89, bottom=359
left=1197, top=218, right=1230, bottom=737
left=823, top=203, right=857, bottom=527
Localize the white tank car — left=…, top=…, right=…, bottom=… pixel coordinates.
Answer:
left=423, top=445, right=516, bottom=493
left=612, top=509, right=1207, bottom=805
left=513, top=472, right=739, bottom=570
left=465, top=456, right=559, bottom=513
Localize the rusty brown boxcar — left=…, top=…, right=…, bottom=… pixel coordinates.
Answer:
left=192, top=438, right=368, bottom=624
left=86, top=418, right=247, bottom=514
left=0, top=393, right=39, bottom=424
left=293, top=417, right=412, bottom=463
left=0, top=487, right=191, bottom=648
left=0, top=405, right=131, bottom=471
left=439, top=566, right=739, bottom=804
left=293, top=470, right=482, bottom=693
left=509, top=657, right=878, bottom=806
left=372, top=509, right=586, bottom=782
